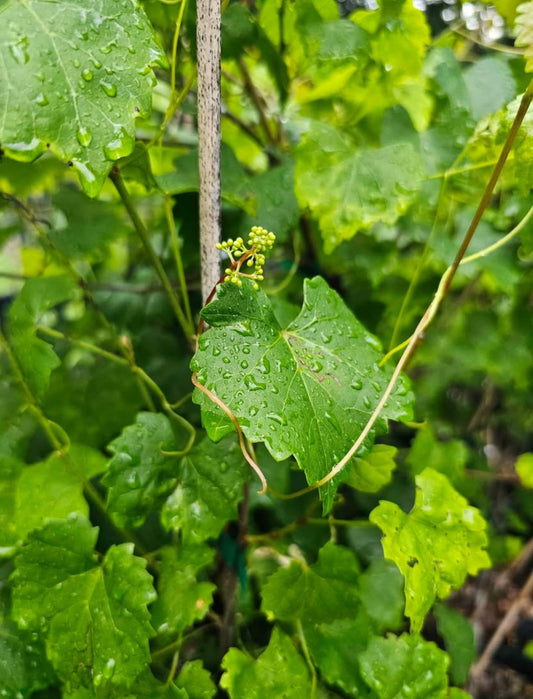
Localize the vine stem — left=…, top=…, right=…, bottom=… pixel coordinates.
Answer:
left=197, top=0, right=222, bottom=302
left=109, top=168, right=194, bottom=340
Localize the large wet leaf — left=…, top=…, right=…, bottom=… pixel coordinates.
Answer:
left=370, top=468, right=491, bottom=632
left=11, top=516, right=155, bottom=690
left=192, top=277, right=412, bottom=511
left=295, top=122, right=424, bottom=252
left=0, top=0, right=164, bottom=196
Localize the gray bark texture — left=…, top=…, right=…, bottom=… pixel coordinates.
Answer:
left=197, top=0, right=222, bottom=304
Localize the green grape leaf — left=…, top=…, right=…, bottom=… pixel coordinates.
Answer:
left=44, top=360, right=145, bottom=449
left=434, top=602, right=476, bottom=685
left=0, top=617, right=54, bottom=695
left=192, top=277, right=412, bottom=512
left=370, top=468, right=491, bottom=632
left=49, top=188, right=129, bottom=259
left=0, top=456, right=23, bottom=555
left=103, top=412, right=181, bottom=529
left=305, top=617, right=376, bottom=698
left=516, top=452, right=533, bottom=488
left=156, top=144, right=255, bottom=213
left=346, top=444, right=398, bottom=493
left=11, top=516, right=155, bottom=690
left=0, top=444, right=106, bottom=550
left=358, top=633, right=450, bottom=699
left=295, top=123, right=424, bottom=252
left=161, top=436, right=248, bottom=543
left=242, top=159, right=299, bottom=241
left=359, top=558, right=405, bottom=632
left=516, top=1, right=533, bottom=72
left=7, top=275, right=76, bottom=399
left=176, top=660, right=217, bottom=699
left=406, top=425, right=469, bottom=485
left=463, top=57, right=516, bottom=121
left=150, top=544, right=216, bottom=639
left=63, top=670, right=189, bottom=698
left=0, top=0, right=165, bottom=196
left=220, top=627, right=312, bottom=698
left=261, top=542, right=360, bottom=625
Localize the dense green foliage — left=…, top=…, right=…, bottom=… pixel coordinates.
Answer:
left=0, top=0, right=532, bottom=697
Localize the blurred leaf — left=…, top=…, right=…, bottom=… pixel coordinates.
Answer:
left=11, top=516, right=155, bottom=690
left=220, top=627, right=312, bottom=698
left=176, top=660, right=216, bottom=699
left=49, top=187, right=129, bottom=259
left=406, top=425, right=469, bottom=485
left=0, top=0, right=165, bottom=196
left=156, top=144, right=255, bottom=213
left=7, top=275, right=76, bottom=399
left=359, top=633, right=450, bottom=698
left=370, top=468, right=491, bottom=632
left=150, top=544, right=215, bottom=639
left=0, top=444, right=105, bottom=551
left=347, top=444, right=398, bottom=493
left=261, top=542, right=361, bottom=624
left=516, top=2, right=533, bottom=72
left=359, top=558, right=405, bottom=632
left=161, top=436, right=248, bottom=543
left=516, top=452, right=533, bottom=488
left=242, top=159, right=299, bottom=240
left=295, top=123, right=424, bottom=252
left=192, top=277, right=412, bottom=511
left=434, top=602, right=476, bottom=685
left=464, top=58, right=516, bottom=121
left=103, top=412, right=180, bottom=529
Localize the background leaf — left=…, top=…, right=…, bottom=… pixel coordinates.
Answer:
left=220, top=627, right=312, bottom=698
left=370, top=468, right=491, bottom=632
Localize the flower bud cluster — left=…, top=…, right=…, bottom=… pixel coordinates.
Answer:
left=216, top=226, right=276, bottom=290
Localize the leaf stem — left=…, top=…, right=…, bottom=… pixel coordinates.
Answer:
left=109, top=167, right=194, bottom=340
left=164, top=194, right=193, bottom=328
left=0, top=324, right=65, bottom=451
left=296, top=621, right=317, bottom=699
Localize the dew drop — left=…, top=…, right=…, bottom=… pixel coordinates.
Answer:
left=100, top=80, right=117, bottom=97
left=103, top=127, right=134, bottom=159
left=351, top=378, right=363, bottom=390
left=82, top=68, right=94, bottom=81
left=76, top=126, right=92, bottom=147
left=240, top=360, right=249, bottom=369
left=249, top=406, right=258, bottom=416
left=244, top=375, right=266, bottom=391
left=212, top=347, right=221, bottom=356
left=363, top=396, right=372, bottom=409
left=34, top=93, right=48, bottom=106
